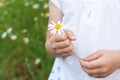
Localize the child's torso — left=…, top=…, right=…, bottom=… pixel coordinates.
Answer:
left=49, top=0, right=120, bottom=80
left=60, top=0, right=120, bottom=58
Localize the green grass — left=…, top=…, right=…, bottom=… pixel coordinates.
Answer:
left=0, top=0, right=54, bottom=80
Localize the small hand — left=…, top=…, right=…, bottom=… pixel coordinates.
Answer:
left=80, top=50, right=120, bottom=78
left=50, top=29, right=76, bottom=57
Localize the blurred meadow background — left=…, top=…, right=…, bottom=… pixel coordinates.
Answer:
left=0, top=0, right=54, bottom=80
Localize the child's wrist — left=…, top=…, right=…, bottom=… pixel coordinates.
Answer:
left=115, top=50, right=120, bottom=68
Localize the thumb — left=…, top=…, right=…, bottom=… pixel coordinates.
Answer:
left=83, top=51, right=103, bottom=61
left=64, top=29, right=76, bottom=41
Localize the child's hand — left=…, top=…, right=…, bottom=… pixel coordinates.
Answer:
left=48, top=29, right=76, bottom=57
left=80, top=50, right=120, bottom=78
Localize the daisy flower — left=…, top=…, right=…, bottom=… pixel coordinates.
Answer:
left=1, top=32, right=7, bottom=39
left=6, top=27, right=13, bottom=34
left=10, top=35, right=17, bottom=40
left=48, top=21, right=83, bottom=60
left=34, top=58, right=41, bottom=65
left=22, top=37, right=29, bottom=44
left=32, top=3, right=39, bottom=9
left=48, top=21, right=64, bottom=35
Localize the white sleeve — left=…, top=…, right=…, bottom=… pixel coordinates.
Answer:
left=51, top=0, right=61, bottom=10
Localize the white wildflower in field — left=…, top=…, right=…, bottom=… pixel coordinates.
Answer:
left=43, top=3, right=48, bottom=9
left=10, top=35, right=17, bottom=40
left=34, top=17, right=38, bottom=21
left=44, top=12, right=49, bottom=17
left=1, top=32, right=7, bottom=39
left=22, top=37, right=29, bottom=44
left=6, top=27, right=13, bottom=34
left=34, top=58, right=41, bottom=65
left=40, top=13, right=44, bottom=17
left=22, top=29, right=27, bottom=33
left=0, top=2, right=4, bottom=7
left=32, top=3, right=39, bottom=9
left=25, top=58, right=28, bottom=62
left=25, top=2, right=29, bottom=7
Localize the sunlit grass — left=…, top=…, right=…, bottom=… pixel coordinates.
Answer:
left=0, top=0, right=53, bottom=80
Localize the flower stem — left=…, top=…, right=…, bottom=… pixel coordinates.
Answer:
left=74, top=54, right=83, bottom=60
left=25, top=58, right=36, bottom=80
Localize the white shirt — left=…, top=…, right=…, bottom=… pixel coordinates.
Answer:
left=48, top=0, right=120, bottom=80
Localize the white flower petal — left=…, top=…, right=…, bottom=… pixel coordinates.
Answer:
left=50, top=29, right=55, bottom=34
left=58, top=29, right=64, bottom=35
left=48, top=27, right=54, bottom=30
left=48, top=23, right=55, bottom=30
left=57, top=21, right=61, bottom=24
left=51, top=21, right=56, bottom=25
left=60, top=29, right=64, bottom=34
left=53, top=30, right=57, bottom=34
left=48, top=24, right=54, bottom=28
left=58, top=30, right=62, bottom=35
left=48, top=25, right=54, bottom=29
left=50, top=29, right=57, bottom=35
left=1, top=32, right=7, bottom=39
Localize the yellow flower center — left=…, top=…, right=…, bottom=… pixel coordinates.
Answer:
left=22, top=38, right=27, bottom=43
left=55, top=24, right=61, bottom=29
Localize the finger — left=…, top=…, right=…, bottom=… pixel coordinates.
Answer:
left=64, top=29, right=76, bottom=41
left=56, top=44, right=74, bottom=55
left=84, top=51, right=103, bottom=61
left=61, top=51, right=74, bottom=57
left=92, top=73, right=109, bottom=78
left=82, top=67, right=109, bottom=78
left=80, top=59, right=101, bottom=69
left=92, top=67, right=116, bottom=78
left=51, top=33, right=67, bottom=42
left=52, top=39, right=71, bottom=49
left=82, top=67, right=103, bottom=76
